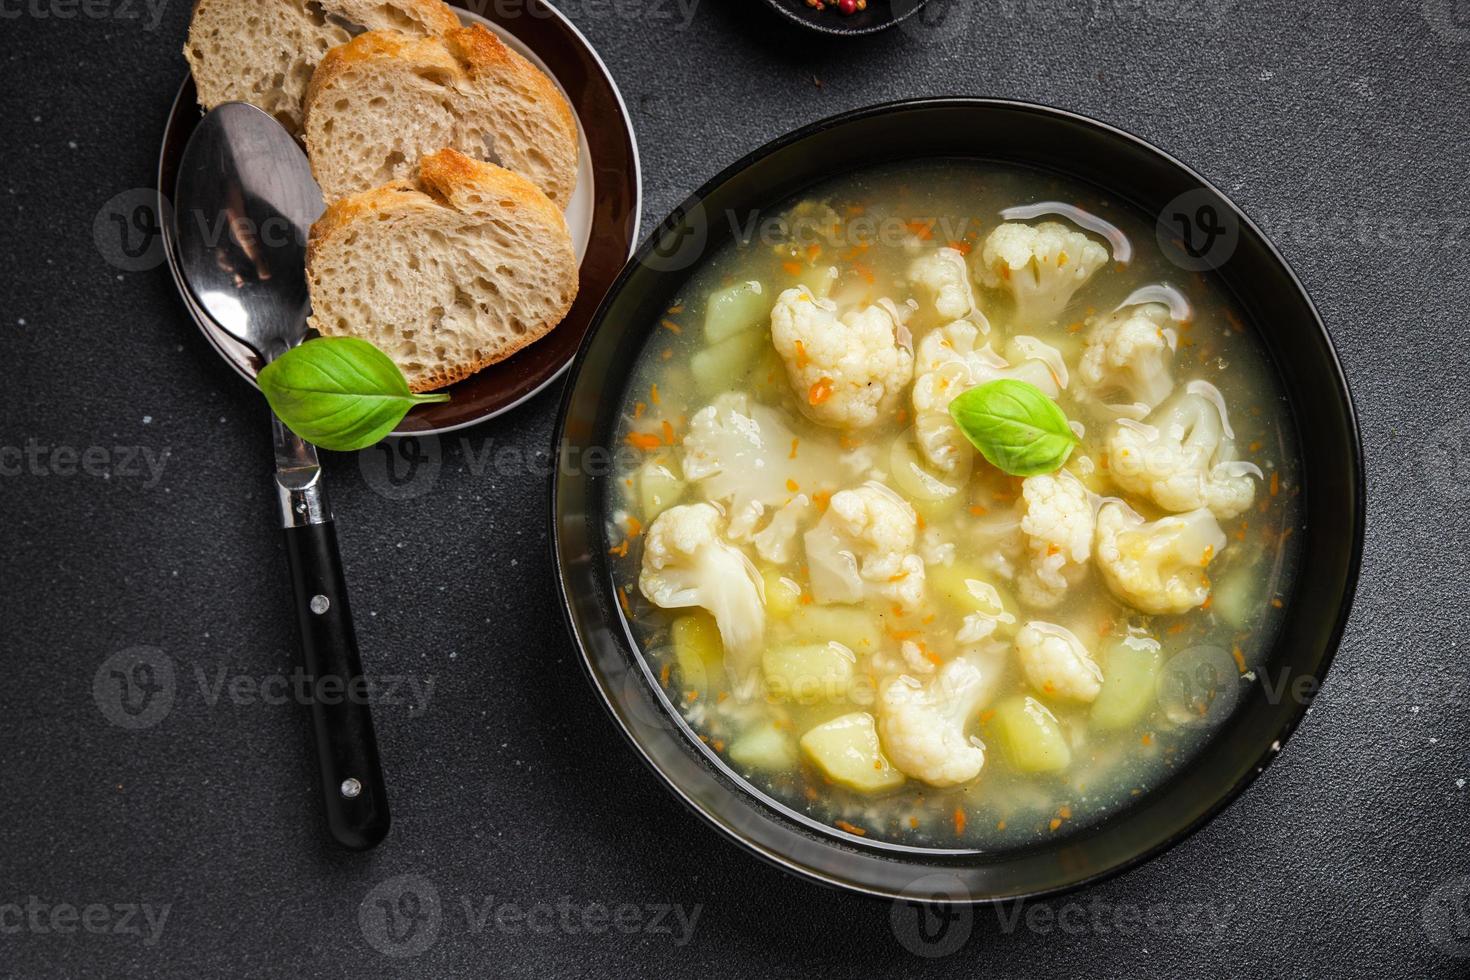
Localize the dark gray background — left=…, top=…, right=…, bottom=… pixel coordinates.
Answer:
left=2, top=0, right=1468, bottom=976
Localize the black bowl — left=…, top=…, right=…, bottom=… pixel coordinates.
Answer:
left=550, top=98, right=1364, bottom=902
left=760, top=0, right=931, bottom=36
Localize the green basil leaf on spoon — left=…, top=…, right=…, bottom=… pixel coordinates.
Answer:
left=948, top=378, right=1079, bottom=477
left=257, top=337, right=449, bottom=452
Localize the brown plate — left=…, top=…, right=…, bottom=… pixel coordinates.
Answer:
left=157, top=0, right=641, bottom=434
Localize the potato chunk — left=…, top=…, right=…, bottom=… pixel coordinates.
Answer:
left=728, top=723, right=797, bottom=773
left=670, top=613, right=722, bottom=695
left=800, top=712, right=905, bottom=793
left=637, top=459, right=684, bottom=521
left=1091, top=634, right=1164, bottom=730
left=991, top=696, right=1071, bottom=772
left=763, top=642, right=856, bottom=705
left=704, top=281, right=767, bottom=343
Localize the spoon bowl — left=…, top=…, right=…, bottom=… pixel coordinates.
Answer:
left=173, top=101, right=323, bottom=361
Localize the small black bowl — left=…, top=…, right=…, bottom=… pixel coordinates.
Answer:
left=761, top=0, right=930, bottom=36
left=550, top=98, right=1364, bottom=902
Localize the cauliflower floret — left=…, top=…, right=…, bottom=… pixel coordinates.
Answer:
left=910, top=318, right=1064, bottom=474
left=1094, top=501, right=1227, bottom=615
left=1077, top=304, right=1178, bottom=412
left=639, top=503, right=766, bottom=686
left=751, top=495, right=811, bottom=564
left=920, top=524, right=956, bottom=567
left=682, top=392, right=837, bottom=542
left=877, top=650, right=1002, bottom=787
left=1015, top=471, right=1094, bottom=609
left=873, top=639, right=939, bottom=678
left=770, top=286, right=915, bottom=429
left=909, top=247, right=978, bottom=322
left=1107, top=380, right=1259, bottom=519
left=1014, top=621, right=1103, bottom=703
left=803, top=481, right=925, bottom=609
left=975, top=221, right=1109, bottom=326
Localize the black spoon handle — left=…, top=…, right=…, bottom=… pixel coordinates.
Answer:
left=283, top=519, right=391, bottom=851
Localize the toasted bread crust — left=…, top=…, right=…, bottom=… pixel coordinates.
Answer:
left=308, top=149, right=577, bottom=392
left=302, top=24, right=578, bottom=196
left=186, top=0, right=462, bottom=128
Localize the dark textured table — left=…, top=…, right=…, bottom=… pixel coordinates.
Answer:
left=3, top=1, right=1469, bottom=976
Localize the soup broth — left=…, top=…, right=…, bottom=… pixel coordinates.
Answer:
left=606, top=160, right=1300, bottom=850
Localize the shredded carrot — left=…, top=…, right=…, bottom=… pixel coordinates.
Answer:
left=835, top=820, right=867, bottom=836
left=953, top=807, right=966, bottom=835
left=1058, top=805, right=1072, bottom=820
left=979, top=709, right=995, bottom=724
left=659, top=663, right=671, bottom=687
left=666, top=303, right=684, bottom=315
left=805, top=243, right=822, bottom=262
left=786, top=478, right=800, bottom=493
left=633, top=402, right=646, bottom=419
left=1231, top=646, right=1247, bottom=673
left=608, top=540, right=629, bottom=557
left=808, top=377, right=834, bottom=405
left=660, top=319, right=682, bottom=334
left=626, top=432, right=661, bottom=451
left=617, top=587, right=631, bottom=615
left=811, top=490, right=831, bottom=512
left=782, top=260, right=803, bottom=276
left=968, top=504, right=989, bottom=517
left=789, top=438, right=800, bottom=460
left=947, top=239, right=972, bottom=256
left=996, top=820, right=1007, bottom=832
left=1271, top=597, right=1284, bottom=608
left=1270, top=471, right=1280, bottom=496
left=908, top=816, right=919, bottom=829
left=853, top=262, right=876, bottom=284
left=625, top=515, right=643, bottom=537
left=1048, top=818, right=1062, bottom=832
left=1201, top=594, right=1213, bottom=611
left=661, top=419, right=676, bottom=445
left=650, top=383, right=661, bottom=405
left=1141, top=733, right=1153, bottom=746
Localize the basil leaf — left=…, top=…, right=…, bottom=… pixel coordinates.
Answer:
left=257, top=337, right=449, bottom=452
left=948, top=378, right=1079, bottom=477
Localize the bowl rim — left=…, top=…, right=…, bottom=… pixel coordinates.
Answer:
left=550, top=96, right=1366, bottom=903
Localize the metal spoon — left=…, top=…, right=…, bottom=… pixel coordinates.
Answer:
left=173, top=102, right=390, bottom=851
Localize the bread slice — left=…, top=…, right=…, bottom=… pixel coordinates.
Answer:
left=303, top=25, right=579, bottom=207
left=306, top=148, right=579, bottom=391
left=184, top=0, right=460, bottom=133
